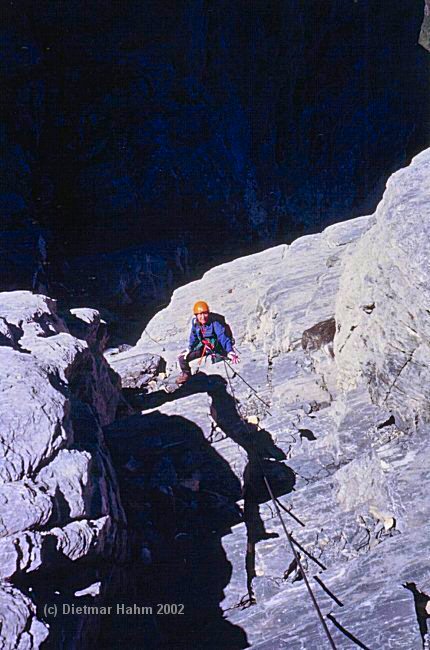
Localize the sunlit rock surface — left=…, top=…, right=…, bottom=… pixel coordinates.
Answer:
left=105, top=348, right=163, bottom=389
left=335, top=148, right=430, bottom=432
left=129, top=150, right=430, bottom=648
left=0, top=292, right=126, bottom=648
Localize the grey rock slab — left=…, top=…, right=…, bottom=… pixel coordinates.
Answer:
left=114, top=152, right=430, bottom=649
left=0, top=515, right=121, bottom=580
left=105, top=348, right=163, bottom=389
left=0, top=291, right=126, bottom=647
left=0, top=347, right=72, bottom=483
left=0, top=530, right=43, bottom=579
left=335, top=148, right=430, bottom=431
left=225, top=525, right=428, bottom=649
left=0, top=516, right=122, bottom=580
left=0, top=582, right=49, bottom=649
left=23, top=333, right=121, bottom=427
left=0, top=481, right=52, bottom=537
left=35, top=449, right=92, bottom=519
left=50, top=515, right=114, bottom=562
left=0, top=291, right=68, bottom=348
left=271, top=352, right=332, bottom=414
left=68, top=307, right=107, bottom=350
left=322, top=214, right=376, bottom=248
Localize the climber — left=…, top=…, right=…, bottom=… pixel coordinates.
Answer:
left=176, top=300, right=240, bottom=384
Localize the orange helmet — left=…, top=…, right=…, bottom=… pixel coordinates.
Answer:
left=193, top=300, right=210, bottom=314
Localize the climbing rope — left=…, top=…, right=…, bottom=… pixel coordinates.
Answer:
left=222, top=359, right=338, bottom=650
left=222, top=358, right=272, bottom=414
left=141, top=327, right=166, bottom=351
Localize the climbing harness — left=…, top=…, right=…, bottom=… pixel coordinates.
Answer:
left=222, top=359, right=338, bottom=650
left=195, top=339, right=215, bottom=373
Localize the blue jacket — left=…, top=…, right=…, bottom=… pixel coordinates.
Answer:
left=189, top=316, right=233, bottom=353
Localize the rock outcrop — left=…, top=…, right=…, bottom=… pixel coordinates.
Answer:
left=118, top=148, right=430, bottom=648
left=420, top=0, right=430, bottom=51
left=104, top=348, right=163, bottom=390
left=335, top=148, right=430, bottom=431
left=0, top=292, right=126, bottom=648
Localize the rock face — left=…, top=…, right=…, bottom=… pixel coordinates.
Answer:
left=122, top=149, right=430, bottom=647
left=0, top=292, right=126, bottom=648
left=335, top=148, right=430, bottom=431
left=420, top=0, right=430, bottom=51
left=64, top=242, right=190, bottom=312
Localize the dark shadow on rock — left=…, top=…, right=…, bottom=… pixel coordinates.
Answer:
left=206, top=373, right=295, bottom=609
left=132, top=371, right=226, bottom=410
left=43, top=486, right=72, bottom=528
left=403, top=582, right=430, bottom=647
left=130, top=372, right=296, bottom=618
left=240, top=458, right=296, bottom=606
left=137, top=372, right=286, bottom=462
left=92, top=371, right=295, bottom=646
left=298, top=428, right=317, bottom=441
left=14, top=537, right=124, bottom=650
left=102, top=410, right=249, bottom=649
left=243, top=459, right=295, bottom=506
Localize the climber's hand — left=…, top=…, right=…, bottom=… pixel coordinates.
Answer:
left=228, top=351, right=240, bottom=364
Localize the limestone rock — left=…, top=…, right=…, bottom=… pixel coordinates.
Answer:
left=125, top=151, right=430, bottom=648
left=0, top=346, right=73, bottom=483
left=335, top=148, right=430, bottom=430
left=419, top=0, right=430, bottom=51
left=0, top=291, right=125, bottom=646
left=301, top=317, right=336, bottom=353
left=0, top=583, right=49, bottom=649
left=68, top=307, right=108, bottom=351
left=36, top=449, right=92, bottom=519
left=0, top=291, right=68, bottom=348
left=105, top=348, right=163, bottom=389
left=0, top=482, right=53, bottom=538
left=2, top=144, right=430, bottom=647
